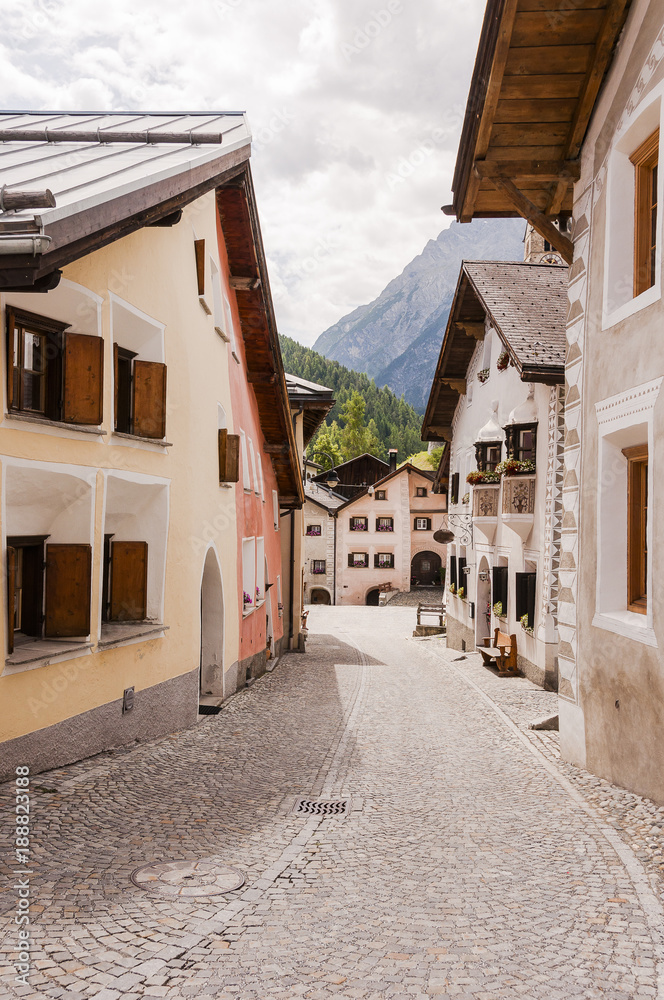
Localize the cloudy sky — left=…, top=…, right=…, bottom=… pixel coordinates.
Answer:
left=3, top=0, right=485, bottom=345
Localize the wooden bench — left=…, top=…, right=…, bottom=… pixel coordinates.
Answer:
left=479, top=628, right=518, bottom=675
left=417, top=603, right=445, bottom=628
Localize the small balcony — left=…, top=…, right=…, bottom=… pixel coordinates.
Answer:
left=471, top=483, right=500, bottom=543
left=501, top=473, right=536, bottom=541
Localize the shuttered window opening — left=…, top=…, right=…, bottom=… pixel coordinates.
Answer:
left=7, top=308, right=103, bottom=426
left=450, top=472, right=460, bottom=505
left=113, top=347, right=167, bottom=439
left=6, top=536, right=50, bottom=654
left=349, top=552, right=368, bottom=568
left=194, top=239, right=206, bottom=296
left=218, top=429, right=240, bottom=483
left=414, top=517, right=431, bottom=530
left=109, top=541, right=148, bottom=622
left=515, top=572, right=537, bottom=629
left=375, top=553, right=394, bottom=569
left=45, top=544, right=92, bottom=638
left=492, top=565, right=508, bottom=615
left=449, top=555, right=458, bottom=589
left=458, top=556, right=467, bottom=585
left=312, top=559, right=326, bottom=574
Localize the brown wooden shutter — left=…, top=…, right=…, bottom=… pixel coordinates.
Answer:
left=374, top=553, right=379, bottom=568
left=194, top=239, right=206, bottom=295
left=218, top=429, right=240, bottom=483
left=110, top=541, right=147, bottom=621
left=113, top=343, right=119, bottom=429
left=6, top=546, right=15, bottom=654
left=133, top=361, right=166, bottom=438
left=45, top=544, right=91, bottom=637
left=62, top=332, right=104, bottom=425
left=348, top=553, right=354, bottom=568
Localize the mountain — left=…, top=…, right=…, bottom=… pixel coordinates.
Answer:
left=279, top=335, right=423, bottom=461
left=313, top=219, right=526, bottom=411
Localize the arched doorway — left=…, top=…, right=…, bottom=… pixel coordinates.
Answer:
left=366, top=588, right=380, bottom=606
left=476, top=556, right=492, bottom=649
left=311, top=588, right=331, bottom=605
left=200, top=548, right=224, bottom=707
left=411, top=550, right=442, bottom=587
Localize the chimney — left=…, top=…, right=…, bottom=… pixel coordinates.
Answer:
left=388, top=448, right=398, bottom=473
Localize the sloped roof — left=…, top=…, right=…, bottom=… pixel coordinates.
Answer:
left=464, top=261, right=568, bottom=369
left=0, top=111, right=251, bottom=288
left=286, top=372, right=335, bottom=447
left=336, top=463, right=435, bottom=512
left=422, top=260, right=566, bottom=443
left=304, top=481, right=345, bottom=510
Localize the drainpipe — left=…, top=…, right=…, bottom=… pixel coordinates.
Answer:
left=288, top=405, right=304, bottom=648
left=332, top=511, right=337, bottom=605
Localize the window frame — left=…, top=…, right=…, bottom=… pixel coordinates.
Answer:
left=350, top=516, right=368, bottom=532
left=505, top=422, right=537, bottom=464
left=414, top=517, right=431, bottom=531
left=7, top=308, right=67, bottom=420
left=349, top=552, right=369, bottom=568
left=306, top=524, right=322, bottom=536
left=375, top=552, right=394, bottom=569
left=415, top=486, right=427, bottom=498
left=475, top=440, right=502, bottom=472
left=311, top=559, right=326, bottom=575
left=624, top=444, right=648, bottom=613
left=375, top=490, right=387, bottom=501
left=631, top=129, right=659, bottom=298
left=376, top=516, right=394, bottom=532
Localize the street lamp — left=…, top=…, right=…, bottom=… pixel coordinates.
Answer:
left=306, top=450, right=340, bottom=490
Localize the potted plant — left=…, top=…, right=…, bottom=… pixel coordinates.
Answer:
left=462, top=492, right=470, bottom=505
left=520, top=613, right=533, bottom=635
left=477, top=368, right=490, bottom=384
left=496, top=349, right=510, bottom=372
left=243, top=591, right=253, bottom=609
left=457, top=586, right=465, bottom=599
left=493, top=601, right=504, bottom=617
left=466, top=470, right=501, bottom=485
left=448, top=583, right=456, bottom=595
left=496, top=458, right=536, bottom=477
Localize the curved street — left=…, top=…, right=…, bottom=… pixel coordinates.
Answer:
left=2, top=605, right=663, bottom=999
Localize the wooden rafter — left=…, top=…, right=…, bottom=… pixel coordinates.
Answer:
left=474, top=160, right=580, bottom=182
left=487, top=175, right=574, bottom=264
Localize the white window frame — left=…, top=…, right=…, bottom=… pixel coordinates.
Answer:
left=248, top=438, right=259, bottom=495
left=240, top=430, right=251, bottom=492
left=224, top=292, right=239, bottom=362
left=256, top=537, right=265, bottom=604
left=415, top=517, right=429, bottom=531
left=242, top=537, right=256, bottom=615
left=593, top=376, right=661, bottom=646
left=210, top=258, right=229, bottom=342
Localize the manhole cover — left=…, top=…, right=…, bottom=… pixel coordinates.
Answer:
left=131, top=860, right=245, bottom=897
left=293, top=799, right=348, bottom=817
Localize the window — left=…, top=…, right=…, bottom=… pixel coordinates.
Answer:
left=111, top=296, right=166, bottom=439
left=256, top=538, right=265, bottom=602
left=631, top=129, right=659, bottom=297
left=312, top=559, right=326, bottom=574
left=414, top=517, right=431, bottom=531
left=240, top=431, right=251, bottom=491
left=449, top=555, right=457, bottom=589
left=476, top=441, right=502, bottom=472
left=516, top=572, right=536, bottom=628
left=248, top=438, right=259, bottom=494
left=273, top=490, right=279, bottom=530
left=375, top=552, right=394, bottom=569
left=348, top=552, right=368, bottom=568
left=416, top=486, right=427, bottom=497
left=375, top=490, right=387, bottom=500
left=450, top=472, right=460, bottom=505
left=210, top=259, right=228, bottom=340
left=350, top=516, right=368, bottom=532
left=306, top=524, right=322, bottom=536
left=492, top=565, right=508, bottom=616
left=224, top=292, right=239, bottom=360
left=218, top=429, right=240, bottom=483
left=257, top=452, right=265, bottom=500
left=624, top=444, right=648, bottom=613
left=242, top=538, right=256, bottom=611
left=7, top=308, right=103, bottom=425
left=376, top=517, right=393, bottom=532
left=506, top=423, right=537, bottom=463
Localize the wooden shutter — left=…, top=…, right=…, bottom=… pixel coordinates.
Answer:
left=133, top=361, right=166, bottom=438
left=45, top=544, right=91, bottom=637
left=527, top=573, right=537, bottom=630
left=425, top=518, right=431, bottom=530
left=194, top=239, right=206, bottom=295
left=219, top=429, right=240, bottom=483
left=110, top=541, right=148, bottom=621
left=374, top=553, right=379, bottom=568
left=6, top=546, right=15, bottom=654
left=348, top=553, right=354, bottom=568
left=63, top=332, right=104, bottom=425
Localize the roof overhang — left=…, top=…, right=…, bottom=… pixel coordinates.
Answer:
left=216, top=172, right=304, bottom=508
left=443, top=0, right=632, bottom=263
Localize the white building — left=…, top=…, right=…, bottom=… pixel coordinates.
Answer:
left=423, top=261, right=567, bottom=689
left=302, top=481, right=342, bottom=606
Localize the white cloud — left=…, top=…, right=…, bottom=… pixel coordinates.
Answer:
left=3, top=0, right=486, bottom=344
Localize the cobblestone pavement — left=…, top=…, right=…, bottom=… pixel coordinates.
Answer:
left=383, top=589, right=443, bottom=607
left=2, top=606, right=664, bottom=1000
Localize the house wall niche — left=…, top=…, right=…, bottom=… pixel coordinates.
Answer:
left=4, top=277, right=102, bottom=338
left=103, top=473, right=169, bottom=621
left=110, top=293, right=165, bottom=363
left=5, top=463, right=94, bottom=543
left=200, top=545, right=224, bottom=699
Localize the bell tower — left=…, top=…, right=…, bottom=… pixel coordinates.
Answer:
left=524, top=224, right=564, bottom=265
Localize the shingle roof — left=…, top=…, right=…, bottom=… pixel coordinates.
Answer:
left=463, top=261, right=568, bottom=370
left=0, top=111, right=251, bottom=232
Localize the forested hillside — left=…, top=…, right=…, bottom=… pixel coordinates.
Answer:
left=280, top=334, right=423, bottom=463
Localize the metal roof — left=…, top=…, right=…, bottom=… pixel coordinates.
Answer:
left=285, top=373, right=335, bottom=400
left=0, top=111, right=250, bottom=229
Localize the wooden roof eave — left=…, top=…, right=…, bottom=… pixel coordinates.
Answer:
left=444, top=0, right=633, bottom=265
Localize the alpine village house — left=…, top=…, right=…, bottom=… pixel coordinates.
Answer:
left=0, top=112, right=307, bottom=780
left=436, top=0, right=664, bottom=803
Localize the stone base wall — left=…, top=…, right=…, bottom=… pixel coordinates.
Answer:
left=445, top=614, right=475, bottom=653
left=517, top=652, right=558, bottom=692
left=0, top=668, right=199, bottom=783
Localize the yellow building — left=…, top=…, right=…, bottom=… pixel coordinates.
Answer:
left=0, top=113, right=302, bottom=779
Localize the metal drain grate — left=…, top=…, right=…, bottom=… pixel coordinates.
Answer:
left=293, top=798, right=348, bottom=817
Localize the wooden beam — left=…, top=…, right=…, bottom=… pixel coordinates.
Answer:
left=248, top=371, right=277, bottom=385
left=0, top=187, right=55, bottom=210
left=229, top=275, right=261, bottom=290
left=426, top=426, right=452, bottom=442
left=487, top=176, right=574, bottom=264
left=453, top=321, right=485, bottom=340
left=440, top=378, right=467, bottom=394
left=474, top=159, right=580, bottom=182
left=0, top=127, right=226, bottom=145
left=564, top=0, right=632, bottom=160
left=263, top=442, right=290, bottom=455
left=546, top=177, right=570, bottom=215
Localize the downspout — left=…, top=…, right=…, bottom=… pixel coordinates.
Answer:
left=289, top=405, right=304, bottom=647
left=332, top=511, right=337, bottom=605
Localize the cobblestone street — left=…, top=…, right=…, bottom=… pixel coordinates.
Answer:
left=2, top=606, right=664, bottom=999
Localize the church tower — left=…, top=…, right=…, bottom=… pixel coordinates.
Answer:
left=523, top=224, right=564, bottom=265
